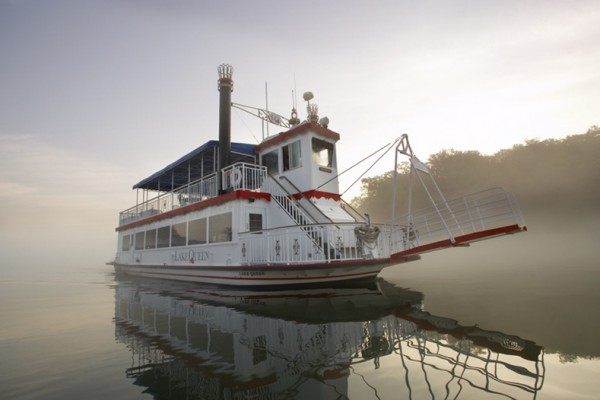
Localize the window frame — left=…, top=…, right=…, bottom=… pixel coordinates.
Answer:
left=282, top=140, right=302, bottom=171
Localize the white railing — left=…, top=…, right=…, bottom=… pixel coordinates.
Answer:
left=221, top=163, right=267, bottom=192
left=260, top=175, right=320, bottom=226
left=119, top=163, right=267, bottom=226
left=239, top=223, right=394, bottom=265
left=238, top=187, right=524, bottom=265
left=175, top=172, right=218, bottom=207
left=119, top=191, right=173, bottom=226
left=394, top=187, right=525, bottom=249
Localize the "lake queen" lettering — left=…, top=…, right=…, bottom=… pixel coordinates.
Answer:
left=171, top=250, right=209, bottom=263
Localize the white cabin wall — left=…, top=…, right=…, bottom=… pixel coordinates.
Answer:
left=116, top=202, right=240, bottom=267
left=277, top=135, right=311, bottom=193
left=258, top=128, right=341, bottom=195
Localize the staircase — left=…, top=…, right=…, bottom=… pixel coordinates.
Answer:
left=262, top=176, right=338, bottom=259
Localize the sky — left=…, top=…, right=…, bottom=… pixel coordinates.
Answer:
left=1, top=0, right=599, bottom=270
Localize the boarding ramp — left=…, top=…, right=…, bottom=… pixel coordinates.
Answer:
left=391, top=187, right=526, bottom=261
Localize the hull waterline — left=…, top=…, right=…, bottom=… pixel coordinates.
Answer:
left=113, top=259, right=390, bottom=286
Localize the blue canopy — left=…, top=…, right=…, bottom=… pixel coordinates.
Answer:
left=133, top=141, right=256, bottom=191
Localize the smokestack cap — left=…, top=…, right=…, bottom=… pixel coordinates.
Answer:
left=218, top=64, right=234, bottom=91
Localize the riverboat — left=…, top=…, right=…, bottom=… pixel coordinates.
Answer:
left=112, top=64, right=526, bottom=286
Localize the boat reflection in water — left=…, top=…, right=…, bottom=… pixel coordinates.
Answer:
left=113, top=278, right=544, bottom=399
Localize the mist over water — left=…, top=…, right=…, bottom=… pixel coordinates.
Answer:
left=381, top=210, right=600, bottom=357
left=1, top=210, right=599, bottom=399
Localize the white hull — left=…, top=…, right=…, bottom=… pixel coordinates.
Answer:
left=113, top=259, right=390, bottom=286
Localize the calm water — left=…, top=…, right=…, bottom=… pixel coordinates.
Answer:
left=1, top=214, right=599, bottom=399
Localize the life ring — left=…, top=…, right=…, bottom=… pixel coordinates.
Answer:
left=231, top=168, right=243, bottom=188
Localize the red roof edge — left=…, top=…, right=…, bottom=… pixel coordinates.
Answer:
left=255, top=123, right=340, bottom=153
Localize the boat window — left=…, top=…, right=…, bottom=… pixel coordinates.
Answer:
left=188, top=218, right=207, bottom=245
left=210, top=330, right=234, bottom=364
left=253, top=336, right=267, bottom=365
left=283, top=140, right=302, bottom=171
left=121, top=234, right=132, bottom=251
left=145, top=229, right=157, bottom=249
left=188, top=321, right=209, bottom=348
left=249, top=213, right=263, bottom=232
left=312, top=138, right=334, bottom=167
left=171, top=222, right=187, bottom=247
left=157, top=226, right=170, bottom=248
left=209, top=212, right=232, bottom=243
left=134, top=232, right=145, bottom=250
left=261, top=150, right=278, bottom=175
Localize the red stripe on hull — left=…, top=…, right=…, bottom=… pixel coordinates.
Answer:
left=121, top=269, right=380, bottom=282
left=113, top=259, right=390, bottom=286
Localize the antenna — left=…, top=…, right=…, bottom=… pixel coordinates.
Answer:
left=287, top=74, right=301, bottom=127
left=289, top=88, right=300, bottom=127
left=293, top=74, right=298, bottom=109
left=303, top=92, right=318, bottom=123
left=264, top=82, right=269, bottom=139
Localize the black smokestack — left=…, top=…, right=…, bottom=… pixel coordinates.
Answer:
left=218, top=64, right=233, bottom=172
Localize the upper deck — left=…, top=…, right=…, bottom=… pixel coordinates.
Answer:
left=119, top=162, right=266, bottom=227
left=119, top=122, right=347, bottom=228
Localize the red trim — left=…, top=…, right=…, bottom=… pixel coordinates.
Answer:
left=116, top=190, right=271, bottom=232
left=391, top=224, right=525, bottom=261
left=114, top=259, right=389, bottom=282
left=117, top=257, right=388, bottom=271
left=127, top=269, right=380, bottom=282
left=453, top=224, right=523, bottom=245
left=393, top=239, right=454, bottom=259
left=291, top=190, right=341, bottom=201
left=255, top=123, right=340, bottom=153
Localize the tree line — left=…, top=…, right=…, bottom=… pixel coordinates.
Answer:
left=352, top=126, right=600, bottom=223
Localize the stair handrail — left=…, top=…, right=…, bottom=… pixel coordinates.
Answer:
left=263, top=174, right=320, bottom=225
left=278, top=175, right=335, bottom=224
left=339, top=198, right=367, bottom=224
left=262, top=175, right=334, bottom=254
left=274, top=176, right=350, bottom=260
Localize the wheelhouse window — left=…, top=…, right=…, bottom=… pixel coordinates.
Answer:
left=261, top=150, right=279, bottom=175
left=188, top=218, right=207, bottom=245
left=209, top=212, right=232, bottom=243
left=171, top=222, right=187, bottom=247
left=312, top=138, right=334, bottom=167
left=282, top=140, right=302, bottom=171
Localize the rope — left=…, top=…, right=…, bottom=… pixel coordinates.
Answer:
left=340, top=139, right=399, bottom=197
left=315, top=139, right=397, bottom=193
